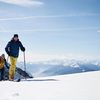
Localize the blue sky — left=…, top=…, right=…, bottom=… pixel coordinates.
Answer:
left=0, top=0, right=100, bottom=62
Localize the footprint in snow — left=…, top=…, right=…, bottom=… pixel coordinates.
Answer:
left=12, top=93, right=20, bottom=97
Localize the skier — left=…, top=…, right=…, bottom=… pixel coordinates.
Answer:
left=5, top=34, right=25, bottom=81
left=0, top=54, right=6, bottom=81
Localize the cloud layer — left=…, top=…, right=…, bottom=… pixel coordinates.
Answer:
left=0, top=13, right=99, bottom=21
left=98, top=30, right=100, bottom=32
left=0, top=0, right=44, bottom=7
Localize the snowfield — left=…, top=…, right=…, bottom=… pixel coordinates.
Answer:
left=0, top=71, right=100, bottom=100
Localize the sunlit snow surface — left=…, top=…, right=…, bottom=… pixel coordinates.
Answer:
left=0, top=71, right=100, bottom=100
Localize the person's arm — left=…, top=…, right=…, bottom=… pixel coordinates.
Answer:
left=5, top=42, right=11, bottom=56
left=19, top=41, right=25, bottom=52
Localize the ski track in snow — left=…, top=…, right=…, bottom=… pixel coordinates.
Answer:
left=0, top=71, right=100, bottom=100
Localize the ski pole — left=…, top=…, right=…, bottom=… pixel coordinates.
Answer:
left=24, top=51, right=27, bottom=80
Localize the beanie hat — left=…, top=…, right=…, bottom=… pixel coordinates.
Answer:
left=14, top=34, right=18, bottom=38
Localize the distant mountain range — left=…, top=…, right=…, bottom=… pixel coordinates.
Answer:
left=17, top=59, right=100, bottom=77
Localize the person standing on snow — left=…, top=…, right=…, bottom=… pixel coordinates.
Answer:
left=5, top=34, right=25, bottom=81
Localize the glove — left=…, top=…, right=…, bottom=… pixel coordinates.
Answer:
left=7, top=52, right=10, bottom=56
left=22, top=47, right=25, bottom=52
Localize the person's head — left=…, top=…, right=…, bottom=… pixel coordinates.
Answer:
left=1, top=54, right=5, bottom=59
left=13, top=34, right=19, bottom=41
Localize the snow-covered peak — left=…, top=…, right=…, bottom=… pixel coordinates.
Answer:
left=17, top=59, right=100, bottom=78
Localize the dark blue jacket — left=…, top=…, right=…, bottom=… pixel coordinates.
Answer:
left=5, top=39, right=25, bottom=57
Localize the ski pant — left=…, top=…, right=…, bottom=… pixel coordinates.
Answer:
left=9, top=56, right=17, bottom=80
left=0, top=67, right=4, bottom=81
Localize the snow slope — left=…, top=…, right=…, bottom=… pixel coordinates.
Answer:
left=0, top=71, right=100, bottom=100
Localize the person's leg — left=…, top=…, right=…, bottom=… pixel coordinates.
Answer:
left=1, top=67, right=4, bottom=80
left=9, top=56, right=17, bottom=81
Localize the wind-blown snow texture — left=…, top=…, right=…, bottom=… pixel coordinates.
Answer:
left=0, top=71, right=100, bottom=100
